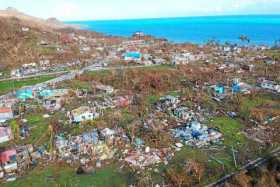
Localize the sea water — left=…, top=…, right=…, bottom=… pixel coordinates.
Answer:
left=67, top=15, right=280, bottom=46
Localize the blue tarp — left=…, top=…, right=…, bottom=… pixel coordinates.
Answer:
left=125, top=52, right=142, bottom=59
left=215, top=85, right=225, bottom=94
left=232, top=83, right=241, bottom=93
left=16, top=89, right=33, bottom=100
left=135, top=138, right=144, bottom=146
left=39, top=89, right=54, bottom=97
left=82, top=129, right=99, bottom=144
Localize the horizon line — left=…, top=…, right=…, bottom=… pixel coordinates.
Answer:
left=64, top=13, right=280, bottom=22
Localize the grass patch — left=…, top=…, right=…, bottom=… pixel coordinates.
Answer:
left=9, top=114, right=50, bottom=145
left=120, top=109, right=135, bottom=127
left=25, top=114, right=49, bottom=145
left=209, top=117, right=246, bottom=148
left=173, top=146, right=208, bottom=164
left=146, top=95, right=160, bottom=104
left=86, top=69, right=111, bottom=77
left=64, top=79, right=92, bottom=90
left=238, top=94, right=276, bottom=119
left=166, top=90, right=181, bottom=97
left=4, top=164, right=127, bottom=187
left=0, top=75, right=55, bottom=95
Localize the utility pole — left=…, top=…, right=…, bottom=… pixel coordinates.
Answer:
left=231, top=145, right=238, bottom=168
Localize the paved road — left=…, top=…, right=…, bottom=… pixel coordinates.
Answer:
left=0, top=71, right=68, bottom=82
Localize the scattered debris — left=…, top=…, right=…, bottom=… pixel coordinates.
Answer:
left=172, top=121, right=223, bottom=147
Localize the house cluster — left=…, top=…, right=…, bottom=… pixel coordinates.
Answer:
left=0, top=139, right=50, bottom=181
left=10, top=59, right=84, bottom=78
left=210, top=77, right=280, bottom=104
left=172, top=121, right=223, bottom=148
left=172, top=51, right=207, bottom=65
left=153, top=95, right=223, bottom=148
left=209, top=78, right=255, bottom=102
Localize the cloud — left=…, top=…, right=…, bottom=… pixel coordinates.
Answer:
left=0, top=0, right=280, bottom=20
left=50, top=0, right=81, bottom=20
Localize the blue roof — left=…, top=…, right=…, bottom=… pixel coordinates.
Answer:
left=215, top=85, right=225, bottom=94
left=16, top=89, right=33, bottom=100
left=125, top=52, right=142, bottom=59
left=39, top=89, right=54, bottom=97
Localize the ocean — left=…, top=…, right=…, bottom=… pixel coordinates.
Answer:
left=67, top=15, right=280, bottom=46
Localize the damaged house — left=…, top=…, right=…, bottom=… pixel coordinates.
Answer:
left=92, top=81, right=114, bottom=95
left=55, top=130, right=115, bottom=165
left=69, top=106, right=100, bottom=123
left=0, top=127, right=13, bottom=144
left=40, top=89, right=69, bottom=111
left=258, top=78, right=280, bottom=93
left=0, top=149, right=17, bottom=179
left=232, top=79, right=253, bottom=95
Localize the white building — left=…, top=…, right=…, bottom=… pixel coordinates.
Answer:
left=70, top=106, right=99, bottom=123
left=261, top=80, right=280, bottom=93
left=0, top=127, right=13, bottom=144
left=21, top=27, right=30, bottom=32
left=10, top=69, right=22, bottom=77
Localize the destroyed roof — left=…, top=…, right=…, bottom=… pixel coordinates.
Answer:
left=40, top=89, right=69, bottom=98
left=160, top=95, right=178, bottom=101
left=0, top=149, right=16, bottom=163
left=72, top=106, right=91, bottom=116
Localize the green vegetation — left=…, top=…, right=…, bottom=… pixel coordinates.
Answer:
left=146, top=95, right=160, bottom=104
left=4, top=164, right=127, bottom=187
left=9, top=114, right=49, bottom=145
left=64, top=79, right=92, bottom=90
left=86, top=69, right=111, bottom=77
left=38, top=47, right=57, bottom=55
left=26, top=114, right=50, bottom=145
left=209, top=117, right=246, bottom=147
left=173, top=146, right=208, bottom=164
left=166, top=90, right=181, bottom=97
left=265, top=49, right=280, bottom=60
left=0, top=75, right=55, bottom=95
left=239, top=95, right=274, bottom=118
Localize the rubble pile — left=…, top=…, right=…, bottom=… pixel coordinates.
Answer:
left=172, top=121, right=223, bottom=147
left=124, top=147, right=173, bottom=169
left=155, top=95, right=180, bottom=113
left=55, top=130, right=116, bottom=165
left=0, top=144, right=49, bottom=182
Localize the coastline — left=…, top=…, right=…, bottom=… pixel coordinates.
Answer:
left=66, top=15, right=280, bottom=46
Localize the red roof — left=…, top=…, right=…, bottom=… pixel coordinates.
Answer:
left=0, top=107, right=12, bottom=113
left=0, top=149, right=16, bottom=163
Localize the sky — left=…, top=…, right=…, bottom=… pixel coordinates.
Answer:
left=1, top=0, right=280, bottom=21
